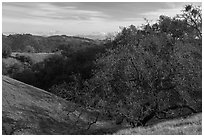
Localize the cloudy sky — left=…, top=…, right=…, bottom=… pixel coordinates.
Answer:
left=2, top=2, right=202, bottom=36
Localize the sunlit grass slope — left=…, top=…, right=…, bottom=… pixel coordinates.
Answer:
left=115, top=113, right=202, bottom=135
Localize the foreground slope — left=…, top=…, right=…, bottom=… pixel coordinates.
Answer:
left=2, top=76, right=98, bottom=134
left=2, top=76, right=202, bottom=135
left=2, top=76, right=127, bottom=135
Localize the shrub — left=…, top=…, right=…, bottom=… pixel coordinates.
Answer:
left=12, top=69, right=37, bottom=86
left=24, top=45, right=35, bottom=53
left=7, top=62, right=23, bottom=76
left=15, top=55, right=33, bottom=65
left=2, top=62, right=8, bottom=75
left=2, top=44, right=12, bottom=58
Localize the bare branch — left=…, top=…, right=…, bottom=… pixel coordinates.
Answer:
left=86, top=113, right=100, bottom=130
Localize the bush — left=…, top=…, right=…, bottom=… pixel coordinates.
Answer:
left=12, top=68, right=37, bottom=86
left=15, top=55, right=33, bottom=65
left=2, top=62, right=8, bottom=75
left=24, top=45, right=35, bottom=53
left=7, top=62, right=23, bottom=77
left=2, top=44, right=12, bottom=58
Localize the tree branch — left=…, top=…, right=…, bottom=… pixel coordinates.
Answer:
left=135, top=103, right=197, bottom=127
left=86, top=113, right=100, bottom=130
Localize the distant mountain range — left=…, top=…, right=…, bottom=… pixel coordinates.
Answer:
left=77, top=32, right=108, bottom=40
left=3, top=31, right=108, bottom=40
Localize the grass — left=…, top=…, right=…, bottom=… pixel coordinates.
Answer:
left=2, top=76, right=125, bottom=135
left=2, top=76, right=85, bottom=134
left=3, top=52, right=55, bottom=69
left=114, top=113, right=202, bottom=135
left=11, top=52, right=55, bottom=63
left=2, top=57, right=21, bottom=66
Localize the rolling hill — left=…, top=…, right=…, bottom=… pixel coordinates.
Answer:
left=2, top=34, right=103, bottom=53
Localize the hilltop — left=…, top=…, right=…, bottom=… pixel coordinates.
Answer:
left=2, top=34, right=103, bottom=53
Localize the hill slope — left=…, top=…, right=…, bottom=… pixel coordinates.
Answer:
left=2, top=76, right=99, bottom=134
left=2, top=76, right=202, bottom=135
left=2, top=34, right=102, bottom=52
left=2, top=76, right=128, bottom=135
left=115, top=113, right=202, bottom=135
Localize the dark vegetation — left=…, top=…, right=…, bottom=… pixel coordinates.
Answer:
left=2, top=4, right=202, bottom=132
left=2, top=43, right=12, bottom=58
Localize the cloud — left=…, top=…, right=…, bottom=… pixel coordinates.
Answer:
left=3, top=2, right=201, bottom=35
left=3, top=2, right=177, bottom=23
left=3, top=2, right=110, bottom=22
left=140, top=2, right=202, bottom=22
left=140, top=7, right=182, bottom=21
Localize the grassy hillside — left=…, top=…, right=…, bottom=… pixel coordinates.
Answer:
left=2, top=76, right=202, bottom=135
left=2, top=34, right=102, bottom=52
left=2, top=76, right=125, bottom=135
left=2, top=76, right=80, bottom=134
left=2, top=57, right=21, bottom=67
left=115, top=113, right=202, bottom=135
left=11, top=52, right=55, bottom=64
left=0, top=76, right=134, bottom=135
left=3, top=52, right=55, bottom=77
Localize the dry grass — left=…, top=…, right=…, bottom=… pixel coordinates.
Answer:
left=11, top=52, right=55, bottom=63
left=3, top=57, right=21, bottom=66
left=3, top=52, right=54, bottom=69
left=115, top=113, right=202, bottom=135
left=2, top=76, right=88, bottom=134
left=2, top=76, right=123, bottom=135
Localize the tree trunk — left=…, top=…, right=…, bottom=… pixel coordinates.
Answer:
left=136, top=111, right=156, bottom=126
left=135, top=104, right=197, bottom=127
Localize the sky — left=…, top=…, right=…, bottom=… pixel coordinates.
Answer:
left=2, top=2, right=202, bottom=36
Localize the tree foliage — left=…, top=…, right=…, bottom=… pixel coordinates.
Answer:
left=2, top=43, right=12, bottom=58
left=24, top=45, right=35, bottom=53
left=87, top=4, right=202, bottom=126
